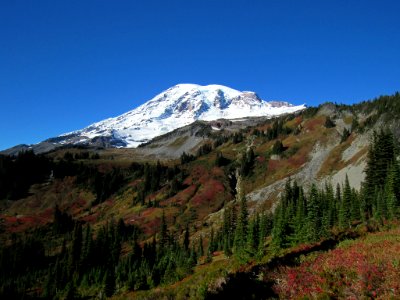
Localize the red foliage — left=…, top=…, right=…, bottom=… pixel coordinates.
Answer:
left=272, top=230, right=400, bottom=299
left=1, top=211, right=51, bottom=233
left=293, top=116, right=303, bottom=126
left=141, top=216, right=161, bottom=236
left=191, top=179, right=225, bottom=207
left=287, top=154, right=306, bottom=168
left=81, top=212, right=99, bottom=224
left=268, top=159, right=280, bottom=172
left=304, top=117, right=324, bottom=131
left=257, top=156, right=265, bottom=163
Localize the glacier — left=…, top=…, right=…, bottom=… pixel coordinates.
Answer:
left=60, top=84, right=306, bottom=148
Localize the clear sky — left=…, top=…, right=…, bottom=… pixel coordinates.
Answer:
left=1, top=0, right=399, bottom=150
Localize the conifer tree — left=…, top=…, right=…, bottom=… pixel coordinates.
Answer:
left=271, top=198, right=287, bottom=248
left=306, top=184, right=320, bottom=242
left=325, top=182, right=337, bottom=227
left=324, top=116, right=335, bottom=128
left=159, top=211, right=168, bottom=251
left=208, top=227, right=216, bottom=253
left=385, top=165, right=399, bottom=220
left=364, top=130, right=396, bottom=217
left=183, top=226, right=190, bottom=253
left=339, top=175, right=352, bottom=228
left=247, top=214, right=260, bottom=253
left=68, top=223, right=82, bottom=276
left=104, top=269, right=116, bottom=297
left=292, top=188, right=306, bottom=243
left=197, top=236, right=203, bottom=257
left=234, top=191, right=248, bottom=254
left=350, top=188, right=361, bottom=222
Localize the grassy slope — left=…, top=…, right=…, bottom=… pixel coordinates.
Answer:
left=113, top=224, right=400, bottom=300
left=272, top=225, right=400, bottom=299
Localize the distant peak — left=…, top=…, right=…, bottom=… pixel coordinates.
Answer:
left=172, top=83, right=201, bottom=89
left=53, top=83, right=304, bottom=149
left=166, top=83, right=242, bottom=99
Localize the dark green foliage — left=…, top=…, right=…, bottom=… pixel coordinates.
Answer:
left=351, top=117, right=360, bottom=132
left=159, top=211, right=169, bottom=251
left=0, top=150, right=51, bottom=200
left=302, top=106, right=319, bottom=118
left=269, top=129, right=399, bottom=251
left=266, top=119, right=284, bottom=140
left=0, top=234, right=47, bottom=299
left=0, top=207, right=147, bottom=298
left=324, top=116, right=336, bottom=128
left=247, top=214, right=260, bottom=254
left=240, top=148, right=255, bottom=176
left=234, top=193, right=248, bottom=255
left=340, top=127, right=351, bottom=143
left=208, top=227, right=217, bottom=254
left=180, top=151, right=195, bottom=164
left=363, top=130, right=396, bottom=218
left=339, top=175, right=352, bottom=228
left=196, top=143, right=212, bottom=157
left=271, top=140, right=285, bottom=155
left=221, top=204, right=236, bottom=256
left=306, top=184, right=321, bottom=242
left=197, top=235, right=204, bottom=257
left=134, top=161, right=181, bottom=205
left=53, top=205, right=75, bottom=234
left=92, top=167, right=124, bottom=205
left=232, top=132, right=244, bottom=144
left=104, top=269, right=116, bottom=297
left=215, top=151, right=230, bottom=167
left=183, top=226, right=190, bottom=252
left=213, top=135, right=230, bottom=148
left=354, top=92, right=400, bottom=120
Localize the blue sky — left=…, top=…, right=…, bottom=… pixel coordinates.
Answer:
left=1, top=0, right=399, bottom=150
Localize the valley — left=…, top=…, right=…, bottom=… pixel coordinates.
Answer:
left=1, top=92, right=400, bottom=299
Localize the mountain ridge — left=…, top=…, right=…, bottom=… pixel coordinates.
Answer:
left=2, top=84, right=304, bottom=154
left=61, top=83, right=305, bottom=148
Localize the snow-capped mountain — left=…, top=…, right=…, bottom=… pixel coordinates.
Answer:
left=55, top=84, right=305, bottom=148
left=1, top=84, right=306, bottom=155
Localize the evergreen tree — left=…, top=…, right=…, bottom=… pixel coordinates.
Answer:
left=325, top=182, right=337, bottom=228
left=234, top=192, right=248, bottom=254
left=271, top=198, right=288, bottom=249
left=363, top=130, right=396, bottom=218
left=197, top=236, right=203, bottom=257
left=208, top=227, right=216, bottom=253
left=247, top=214, right=260, bottom=253
left=339, top=175, right=352, bottom=228
left=340, top=128, right=351, bottom=143
left=183, top=226, right=190, bottom=252
left=68, top=223, right=82, bottom=276
left=385, top=165, right=399, bottom=220
left=324, top=116, right=335, bottom=128
left=305, top=184, right=321, bottom=242
left=104, top=269, right=116, bottom=297
left=292, top=188, right=307, bottom=243
left=159, top=211, right=168, bottom=251
left=272, top=140, right=285, bottom=155
left=350, top=188, right=361, bottom=222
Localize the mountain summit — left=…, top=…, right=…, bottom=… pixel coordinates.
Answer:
left=55, top=84, right=305, bottom=148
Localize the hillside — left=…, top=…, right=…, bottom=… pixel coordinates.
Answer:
left=0, top=92, right=399, bottom=299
